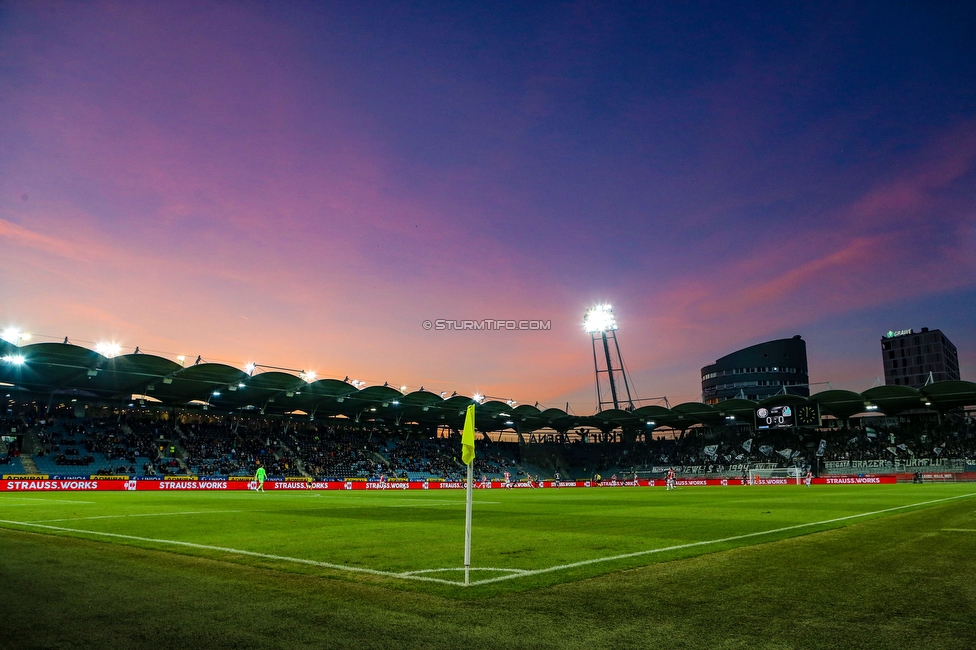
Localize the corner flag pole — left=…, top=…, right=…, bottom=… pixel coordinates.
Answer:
left=461, top=403, right=476, bottom=587
left=464, top=455, right=473, bottom=586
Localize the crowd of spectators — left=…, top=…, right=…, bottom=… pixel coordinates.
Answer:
left=4, top=407, right=974, bottom=479
left=286, top=425, right=381, bottom=479
left=31, top=419, right=165, bottom=472
left=180, top=421, right=291, bottom=476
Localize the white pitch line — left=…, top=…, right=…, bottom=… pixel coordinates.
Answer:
left=0, top=519, right=462, bottom=585
left=31, top=510, right=242, bottom=523
left=465, top=491, right=976, bottom=586
left=941, top=528, right=976, bottom=532
left=0, top=496, right=96, bottom=505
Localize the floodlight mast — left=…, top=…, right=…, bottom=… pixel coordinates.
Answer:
left=583, top=305, right=635, bottom=412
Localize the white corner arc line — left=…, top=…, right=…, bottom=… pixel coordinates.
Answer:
left=399, top=567, right=529, bottom=576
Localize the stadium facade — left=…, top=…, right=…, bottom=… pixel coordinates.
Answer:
left=700, top=336, right=809, bottom=405
left=881, top=327, right=960, bottom=388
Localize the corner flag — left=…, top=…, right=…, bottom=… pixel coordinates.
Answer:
left=462, top=403, right=475, bottom=465
left=461, top=402, right=476, bottom=586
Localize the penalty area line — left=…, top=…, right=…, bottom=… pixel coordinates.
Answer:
left=0, top=519, right=464, bottom=586
left=0, top=496, right=97, bottom=505
left=29, top=510, right=243, bottom=523
left=467, top=491, right=976, bottom=586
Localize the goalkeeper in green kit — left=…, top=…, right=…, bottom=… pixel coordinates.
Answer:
left=254, top=462, right=266, bottom=492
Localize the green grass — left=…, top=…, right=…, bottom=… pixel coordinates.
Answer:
left=2, top=484, right=975, bottom=648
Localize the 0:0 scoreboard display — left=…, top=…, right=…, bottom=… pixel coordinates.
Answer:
left=756, top=405, right=793, bottom=429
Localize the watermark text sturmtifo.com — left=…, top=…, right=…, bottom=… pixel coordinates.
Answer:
left=423, top=319, right=551, bottom=331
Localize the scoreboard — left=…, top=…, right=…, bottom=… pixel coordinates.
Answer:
left=756, top=404, right=821, bottom=428
left=756, top=405, right=793, bottom=429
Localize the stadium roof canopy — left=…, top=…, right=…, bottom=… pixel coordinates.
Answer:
left=2, top=341, right=975, bottom=433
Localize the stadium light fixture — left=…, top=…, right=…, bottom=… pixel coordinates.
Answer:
left=244, top=362, right=256, bottom=375
left=400, top=385, right=407, bottom=392
left=1, top=328, right=27, bottom=344
left=177, top=355, right=186, bottom=366
left=2, top=355, right=25, bottom=366
left=392, top=400, right=399, bottom=406
left=472, top=393, right=483, bottom=403
left=95, top=342, right=121, bottom=358
left=301, top=370, right=317, bottom=383
left=583, top=304, right=617, bottom=333
left=212, top=391, right=221, bottom=398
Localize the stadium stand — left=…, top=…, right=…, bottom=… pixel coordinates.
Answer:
left=1, top=347, right=973, bottom=482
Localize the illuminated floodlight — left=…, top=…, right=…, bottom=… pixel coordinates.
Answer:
left=244, top=362, right=256, bottom=375
left=2, top=355, right=26, bottom=366
left=212, top=390, right=221, bottom=398
left=95, top=342, right=122, bottom=358
left=399, top=385, right=408, bottom=392
left=238, top=382, right=245, bottom=388
left=583, top=304, right=617, bottom=333
left=301, top=370, right=317, bottom=383
left=2, top=328, right=31, bottom=344
left=392, top=400, right=399, bottom=406
left=177, top=355, right=186, bottom=366
left=506, top=399, right=516, bottom=406
left=472, top=393, right=483, bottom=403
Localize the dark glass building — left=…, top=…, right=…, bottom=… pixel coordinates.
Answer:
left=701, top=336, right=809, bottom=405
left=881, top=327, right=959, bottom=388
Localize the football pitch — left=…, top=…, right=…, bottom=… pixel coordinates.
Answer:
left=2, top=484, right=976, bottom=648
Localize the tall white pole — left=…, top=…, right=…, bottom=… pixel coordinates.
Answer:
left=463, top=459, right=474, bottom=586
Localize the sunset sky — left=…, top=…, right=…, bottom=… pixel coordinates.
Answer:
left=2, top=1, right=974, bottom=411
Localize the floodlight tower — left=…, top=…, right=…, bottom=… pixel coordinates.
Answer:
left=584, top=304, right=635, bottom=412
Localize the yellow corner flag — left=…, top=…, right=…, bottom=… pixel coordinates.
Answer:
left=462, top=403, right=476, bottom=465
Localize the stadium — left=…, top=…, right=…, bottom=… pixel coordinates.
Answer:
left=2, top=333, right=976, bottom=647
left=4, top=2, right=976, bottom=648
